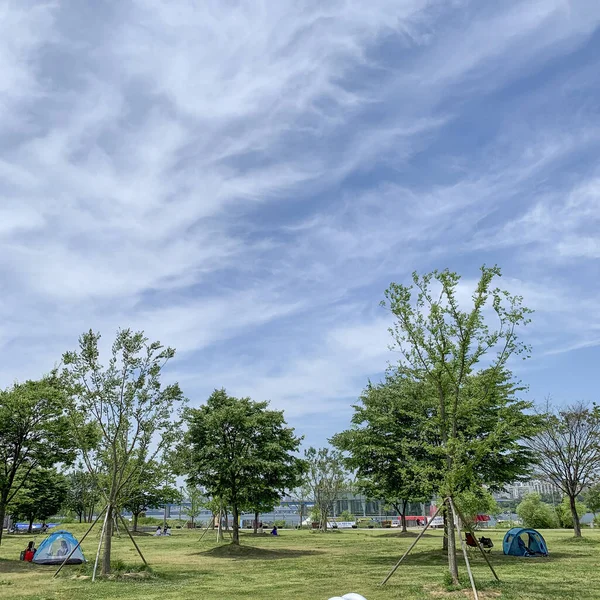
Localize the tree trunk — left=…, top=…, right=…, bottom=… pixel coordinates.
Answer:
left=163, top=504, right=168, bottom=530
left=78, top=513, right=82, bottom=523
left=101, top=505, right=113, bottom=576
left=253, top=511, right=259, bottom=534
left=570, top=494, right=582, bottom=537
left=133, top=512, right=139, bottom=532
left=28, top=517, right=34, bottom=534
left=217, top=511, right=223, bottom=541
left=299, top=502, right=304, bottom=529
left=0, top=501, right=7, bottom=545
left=401, top=499, right=408, bottom=533
left=320, top=508, right=328, bottom=532
left=232, top=504, right=240, bottom=545
left=446, top=500, right=459, bottom=585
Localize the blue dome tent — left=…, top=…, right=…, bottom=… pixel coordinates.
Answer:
left=32, top=530, right=86, bottom=565
left=503, top=527, right=548, bottom=557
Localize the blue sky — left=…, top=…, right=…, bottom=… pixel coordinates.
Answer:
left=1, top=0, right=600, bottom=449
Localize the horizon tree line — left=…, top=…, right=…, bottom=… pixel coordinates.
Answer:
left=0, top=264, right=598, bottom=585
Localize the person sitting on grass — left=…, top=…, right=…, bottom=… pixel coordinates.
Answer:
left=271, top=525, right=278, bottom=536
left=154, top=526, right=162, bottom=536
left=23, top=541, right=36, bottom=562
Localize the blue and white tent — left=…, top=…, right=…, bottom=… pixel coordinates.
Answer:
left=503, top=527, right=548, bottom=557
left=32, top=530, right=86, bottom=565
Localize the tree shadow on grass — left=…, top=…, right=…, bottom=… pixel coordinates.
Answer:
left=379, top=531, right=437, bottom=539
left=0, top=558, right=37, bottom=573
left=197, top=544, right=324, bottom=561
left=362, top=547, right=575, bottom=570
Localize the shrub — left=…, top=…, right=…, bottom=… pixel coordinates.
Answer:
left=555, top=497, right=588, bottom=528
left=516, top=493, right=559, bottom=529
left=339, top=510, right=354, bottom=522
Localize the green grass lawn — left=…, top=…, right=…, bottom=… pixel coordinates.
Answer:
left=0, top=525, right=598, bottom=599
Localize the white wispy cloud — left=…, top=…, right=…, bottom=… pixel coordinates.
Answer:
left=1, top=0, right=599, bottom=444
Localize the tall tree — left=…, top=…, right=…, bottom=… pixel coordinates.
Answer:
left=289, top=483, right=313, bottom=529
left=61, top=328, right=184, bottom=575
left=182, top=389, right=305, bottom=545
left=120, top=460, right=172, bottom=532
left=65, top=467, right=100, bottom=523
left=0, top=377, right=75, bottom=544
left=381, top=266, right=539, bottom=583
left=583, top=484, right=600, bottom=519
left=529, top=401, right=600, bottom=537
left=304, top=447, right=347, bottom=531
left=183, top=485, right=206, bottom=528
left=9, top=469, right=68, bottom=533
left=332, top=375, right=438, bottom=533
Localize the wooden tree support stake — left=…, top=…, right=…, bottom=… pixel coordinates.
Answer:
left=449, top=497, right=479, bottom=600
left=53, top=505, right=107, bottom=579
left=451, top=501, right=500, bottom=582
left=118, top=512, right=148, bottom=566
left=380, top=503, right=443, bottom=585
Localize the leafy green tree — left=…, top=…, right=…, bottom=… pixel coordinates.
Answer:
left=0, top=377, right=76, bottom=544
left=183, top=485, right=206, bottom=527
left=516, top=493, right=559, bottom=529
left=332, top=375, right=438, bottom=533
left=289, top=483, right=313, bottom=529
left=454, top=488, right=499, bottom=531
left=381, top=266, right=539, bottom=583
left=555, top=496, right=588, bottom=529
left=583, top=484, right=600, bottom=518
left=9, top=468, right=68, bottom=532
left=64, top=466, right=100, bottom=523
left=304, top=447, right=348, bottom=531
left=61, top=328, right=184, bottom=575
left=121, top=460, right=177, bottom=532
left=182, top=389, right=305, bottom=545
left=529, top=401, right=600, bottom=537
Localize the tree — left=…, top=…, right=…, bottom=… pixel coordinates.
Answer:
left=183, top=485, right=206, bottom=527
left=583, top=484, right=600, bottom=518
left=61, top=328, right=184, bottom=575
left=64, top=466, right=100, bottom=523
left=454, top=488, right=499, bottom=531
left=0, top=377, right=76, bottom=544
left=555, top=496, right=588, bottom=529
left=121, top=460, right=176, bottom=532
left=9, top=469, right=68, bottom=532
left=289, top=483, right=313, bottom=529
left=332, top=375, right=438, bottom=533
left=182, top=389, right=305, bottom=545
left=304, top=447, right=347, bottom=531
left=529, top=401, right=600, bottom=537
left=516, top=493, right=559, bottom=529
left=381, top=266, right=539, bottom=583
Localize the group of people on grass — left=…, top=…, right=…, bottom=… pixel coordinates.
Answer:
left=154, top=525, right=172, bottom=536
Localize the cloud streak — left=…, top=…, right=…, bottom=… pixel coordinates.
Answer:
left=1, top=0, right=599, bottom=445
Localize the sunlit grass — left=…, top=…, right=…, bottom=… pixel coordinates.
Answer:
left=0, top=525, right=598, bottom=599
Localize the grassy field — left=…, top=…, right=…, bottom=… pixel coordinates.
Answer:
left=0, top=525, right=598, bottom=599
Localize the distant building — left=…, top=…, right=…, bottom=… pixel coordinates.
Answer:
left=494, top=479, right=561, bottom=501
